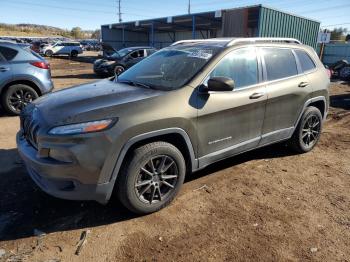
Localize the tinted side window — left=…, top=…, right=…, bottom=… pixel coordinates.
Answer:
left=130, top=51, right=138, bottom=59
left=0, top=46, right=19, bottom=61
left=138, top=50, right=145, bottom=57
left=210, top=47, right=258, bottom=89
left=262, top=48, right=298, bottom=81
left=295, top=49, right=316, bottom=72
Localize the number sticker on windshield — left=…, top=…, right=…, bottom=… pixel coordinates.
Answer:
left=187, top=50, right=213, bottom=60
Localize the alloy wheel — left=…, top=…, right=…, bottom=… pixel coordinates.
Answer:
left=135, top=155, right=178, bottom=204
left=301, top=114, right=321, bottom=149
left=114, top=66, right=124, bottom=76
left=8, top=88, right=36, bottom=113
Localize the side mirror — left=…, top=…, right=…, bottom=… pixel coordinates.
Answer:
left=206, top=77, right=235, bottom=92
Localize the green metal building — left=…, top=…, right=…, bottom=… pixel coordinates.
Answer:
left=101, top=5, right=320, bottom=50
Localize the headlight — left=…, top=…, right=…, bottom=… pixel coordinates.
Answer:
left=48, top=119, right=116, bottom=135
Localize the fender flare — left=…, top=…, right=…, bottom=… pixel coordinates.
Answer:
left=103, top=128, right=198, bottom=201
left=294, top=96, right=327, bottom=127
left=111, top=127, right=197, bottom=177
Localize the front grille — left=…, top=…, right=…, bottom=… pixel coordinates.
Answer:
left=20, top=108, right=39, bottom=149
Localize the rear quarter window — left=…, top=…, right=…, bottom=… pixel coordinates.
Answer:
left=295, top=49, right=316, bottom=72
left=0, top=46, right=19, bottom=61
left=262, top=48, right=298, bottom=81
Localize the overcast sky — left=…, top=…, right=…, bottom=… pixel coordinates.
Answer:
left=1, top=0, right=349, bottom=31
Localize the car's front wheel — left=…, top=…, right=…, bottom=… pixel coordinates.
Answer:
left=114, top=65, right=125, bottom=76
left=1, top=84, right=39, bottom=115
left=70, top=50, right=78, bottom=57
left=288, top=106, right=323, bottom=153
left=117, top=141, right=186, bottom=214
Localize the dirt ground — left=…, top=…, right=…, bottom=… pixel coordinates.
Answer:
left=0, top=52, right=349, bottom=262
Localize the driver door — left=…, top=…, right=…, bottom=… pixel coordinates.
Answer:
left=196, top=47, right=267, bottom=166
left=126, top=50, right=145, bottom=68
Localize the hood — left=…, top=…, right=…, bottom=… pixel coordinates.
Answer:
left=33, top=79, right=164, bottom=126
left=101, top=43, right=117, bottom=52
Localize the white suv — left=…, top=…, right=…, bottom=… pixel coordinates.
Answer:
left=41, top=42, right=83, bottom=57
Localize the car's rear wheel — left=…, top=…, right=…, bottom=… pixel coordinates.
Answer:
left=288, top=106, right=323, bottom=153
left=70, top=50, right=78, bottom=58
left=114, top=65, right=125, bottom=76
left=117, top=141, right=186, bottom=214
left=45, top=50, right=53, bottom=57
left=1, top=84, right=39, bottom=115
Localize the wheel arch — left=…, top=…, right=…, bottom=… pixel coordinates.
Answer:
left=295, top=96, right=327, bottom=127
left=110, top=128, right=197, bottom=184
left=1, top=79, right=42, bottom=98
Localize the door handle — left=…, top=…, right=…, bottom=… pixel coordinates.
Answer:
left=249, top=92, right=265, bottom=99
left=0, top=67, right=10, bottom=72
left=298, top=82, right=309, bottom=88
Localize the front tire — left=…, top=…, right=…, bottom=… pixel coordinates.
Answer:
left=1, top=84, right=39, bottom=115
left=70, top=50, right=78, bottom=57
left=113, top=65, right=125, bottom=76
left=288, top=106, right=323, bottom=153
left=117, top=142, right=186, bottom=214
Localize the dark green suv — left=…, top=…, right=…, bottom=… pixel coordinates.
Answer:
left=17, top=38, right=329, bottom=214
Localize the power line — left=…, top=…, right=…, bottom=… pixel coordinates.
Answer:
left=3, top=0, right=155, bottom=18
left=118, top=0, right=122, bottom=23
left=322, top=22, right=350, bottom=28
left=301, top=4, right=350, bottom=14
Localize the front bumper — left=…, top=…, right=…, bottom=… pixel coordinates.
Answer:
left=16, top=133, right=114, bottom=204
left=93, top=65, right=112, bottom=76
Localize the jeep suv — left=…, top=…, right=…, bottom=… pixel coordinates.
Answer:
left=17, top=38, right=329, bottom=214
left=41, top=41, right=83, bottom=57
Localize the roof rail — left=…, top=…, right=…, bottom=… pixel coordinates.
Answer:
left=226, top=37, right=301, bottom=46
left=170, top=38, right=232, bottom=46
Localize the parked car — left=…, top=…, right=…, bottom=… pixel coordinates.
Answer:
left=0, top=41, right=53, bottom=115
left=93, top=46, right=157, bottom=76
left=17, top=38, right=329, bottom=214
left=41, top=41, right=83, bottom=57
left=328, top=59, right=349, bottom=79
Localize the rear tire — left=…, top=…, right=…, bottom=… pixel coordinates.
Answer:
left=1, top=84, right=39, bottom=115
left=288, top=106, right=323, bottom=153
left=117, top=142, right=186, bottom=214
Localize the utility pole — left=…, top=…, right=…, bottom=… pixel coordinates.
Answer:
left=118, top=0, right=122, bottom=23
left=188, top=0, right=191, bottom=14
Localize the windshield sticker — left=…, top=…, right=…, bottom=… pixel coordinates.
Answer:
left=187, top=50, right=213, bottom=60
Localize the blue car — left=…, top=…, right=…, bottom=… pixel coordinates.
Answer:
left=0, top=41, right=54, bottom=115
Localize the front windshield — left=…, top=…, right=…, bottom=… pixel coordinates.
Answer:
left=115, top=48, right=134, bottom=58
left=118, top=45, right=222, bottom=91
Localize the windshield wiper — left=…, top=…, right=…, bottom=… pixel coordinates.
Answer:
left=118, top=80, right=153, bottom=89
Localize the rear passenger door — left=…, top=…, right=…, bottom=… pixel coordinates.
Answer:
left=259, top=47, right=311, bottom=145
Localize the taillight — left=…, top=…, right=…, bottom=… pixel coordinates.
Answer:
left=30, top=61, right=50, bottom=69
left=326, top=68, right=332, bottom=78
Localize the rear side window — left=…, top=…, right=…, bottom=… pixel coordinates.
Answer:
left=262, top=48, right=298, bottom=81
left=295, top=49, right=316, bottom=72
left=210, top=47, right=258, bottom=89
left=0, top=46, right=18, bottom=61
